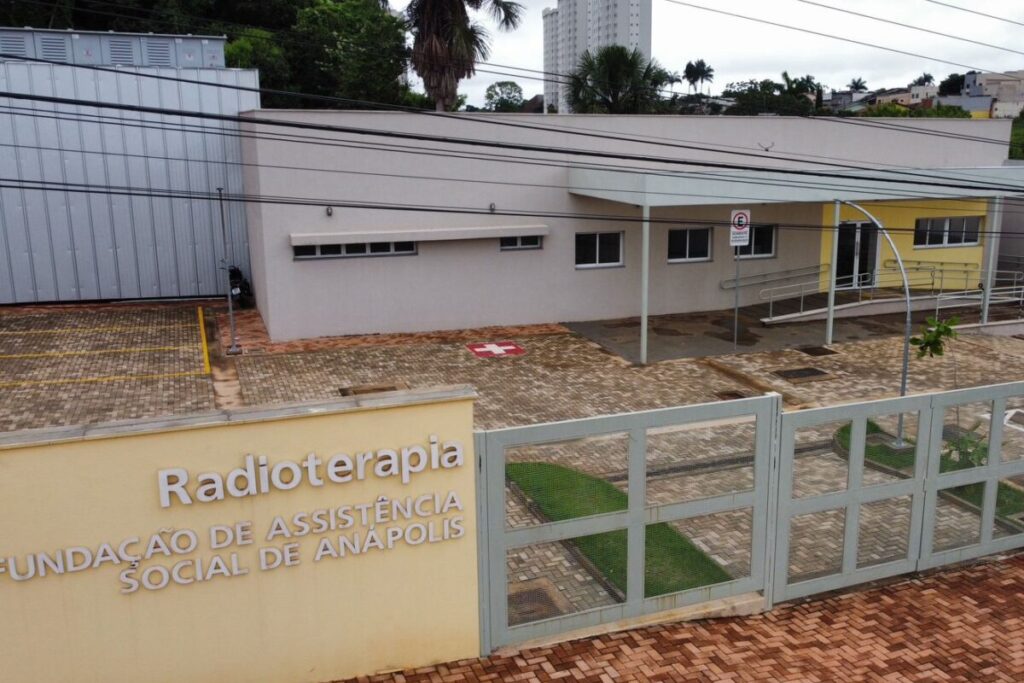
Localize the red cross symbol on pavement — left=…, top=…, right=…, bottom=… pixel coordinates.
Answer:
left=466, top=341, right=525, bottom=358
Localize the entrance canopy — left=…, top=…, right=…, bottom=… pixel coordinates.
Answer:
left=566, top=164, right=1024, bottom=365
left=568, top=165, right=1024, bottom=207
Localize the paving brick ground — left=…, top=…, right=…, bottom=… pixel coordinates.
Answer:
left=0, top=304, right=215, bottom=432
left=346, top=553, right=1024, bottom=683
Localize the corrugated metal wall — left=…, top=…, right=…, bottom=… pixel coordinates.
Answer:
left=0, top=63, right=258, bottom=303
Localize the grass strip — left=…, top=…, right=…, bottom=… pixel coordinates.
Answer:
left=836, top=421, right=1024, bottom=519
left=506, top=461, right=731, bottom=598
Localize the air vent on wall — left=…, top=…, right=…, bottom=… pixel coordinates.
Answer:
left=108, top=38, right=134, bottom=65
left=144, top=39, right=172, bottom=66
left=0, top=35, right=28, bottom=58
left=37, top=35, right=68, bottom=62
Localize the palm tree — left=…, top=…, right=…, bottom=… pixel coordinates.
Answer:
left=694, top=59, right=714, bottom=95
left=910, top=72, right=934, bottom=87
left=407, top=0, right=524, bottom=111
left=848, top=77, right=867, bottom=92
left=568, top=45, right=674, bottom=114
left=683, top=61, right=699, bottom=94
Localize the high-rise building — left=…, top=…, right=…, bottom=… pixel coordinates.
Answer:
left=542, top=0, right=652, bottom=113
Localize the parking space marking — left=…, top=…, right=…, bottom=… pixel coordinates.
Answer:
left=0, top=323, right=196, bottom=335
left=0, top=370, right=207, bottom=389
left=0, top=346, right=193, bottom=359
left=198, top=306, right=211, bottom=374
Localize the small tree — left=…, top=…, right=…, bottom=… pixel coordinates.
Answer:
left=910, top=316, right=958, bottom=359
left=484, top=81, right=524, bottom=111
left=938, top=72, right=966, bottom=96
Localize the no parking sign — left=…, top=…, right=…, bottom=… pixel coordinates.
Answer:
left=730, top=209, right=751, bottom=247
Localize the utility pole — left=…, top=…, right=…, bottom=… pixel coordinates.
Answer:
left=218, top=187, right=241, bottom=355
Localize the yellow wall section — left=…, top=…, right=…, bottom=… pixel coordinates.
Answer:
left=818, top=198, right=988, bottom=291
left=0, top=396, right=478, bottom=683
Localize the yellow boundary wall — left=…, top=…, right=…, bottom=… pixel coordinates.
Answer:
left=0, top=387, right=479, bottom=683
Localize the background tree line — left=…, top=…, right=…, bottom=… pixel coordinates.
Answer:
left=1, top=0, right=522, bottom=111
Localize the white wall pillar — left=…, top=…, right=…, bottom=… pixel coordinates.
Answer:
left=982, top=196, right=1003, bottom=325
left=640, top=204, right=650, bottom=365
left=826, top=200, right=840, bottom=345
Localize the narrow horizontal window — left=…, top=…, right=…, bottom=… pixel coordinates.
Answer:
left=292, top=241, right=417, bottom=259
left=500, top=235, right=544, bottom=251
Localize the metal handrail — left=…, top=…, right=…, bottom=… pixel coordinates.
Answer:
left=758, top=264, right=1024, bottom=321
left=719, top=264, right=828, bottom=290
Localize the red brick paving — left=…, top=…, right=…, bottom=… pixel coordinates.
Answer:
left=346, top=554, right=1024, bottom=683
left=215, top=308, right=570, bottom=354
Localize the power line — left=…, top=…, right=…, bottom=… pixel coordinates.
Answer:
left=797, top=0, right=1024, bottom=59
left=10, top=48, right=1016, bottom=184
left=662, top=0, right=1024, bottom=82
left=924, top=0, right=1024, bottom=29
left=6, top=175, right=1021, bottom=240
left=4, top=88, right=1023, bottom=197
left=6, top=104, right=1024, bottom=218
left=7, top=2, right=1022, bottom=154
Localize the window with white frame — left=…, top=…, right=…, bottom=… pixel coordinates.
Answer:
left=913, top=216, right=982, bottom=247
left=667, top=227, right=712, bottom=262
left=575, top=231, right=623, bottom=268
left=733, top=224, right=776, bottom=258
left=293, top=241, right=417, bottom=259
left=500, top=235, right=543, bottom=251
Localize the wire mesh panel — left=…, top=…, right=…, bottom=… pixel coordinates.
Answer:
left=480, top=395, right=777, bottom=651
left=506, top=532, right=626, bottom=627
left=921, top=385, right=1024, bottom=570
left=505, top=432, right=630, bottom=530
left=774, top=396, right=929, bottom=602
left=645, top=416, right=757, bottom=505
left=857, top=495, right=913, bottom=569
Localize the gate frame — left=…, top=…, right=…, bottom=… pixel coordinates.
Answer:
left=476, top=394, right=781, bottom=652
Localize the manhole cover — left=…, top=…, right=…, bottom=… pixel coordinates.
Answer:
left=507, top=578, right=572, bottom=625
left=715, top=390, right=750, bottom=401
left=1011, top=411, right=1024, bottom=427
left=798, top=345, right=838, bottom=357
left=772, top=366, right=831, bottom=383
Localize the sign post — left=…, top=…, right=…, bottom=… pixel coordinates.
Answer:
left=730, top=210, right=751, bottom=352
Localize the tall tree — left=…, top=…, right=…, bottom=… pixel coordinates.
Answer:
left=683, top=61, right=699, bottom=94
left=910, top=72, right=935, bottom=87
left=289, top=0, right=409, bottom=106
left=847, top=77, right=868, bottom=92
left=567, top=45, right=675, bottom=114
left=484, top=80, right=524, bottom=111
left=407, top=0, right=524, bottom=111
left=693, top=59, right=714, bottom=94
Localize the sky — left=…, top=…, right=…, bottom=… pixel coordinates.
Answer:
left=389, top=0, right=1024, bottom=107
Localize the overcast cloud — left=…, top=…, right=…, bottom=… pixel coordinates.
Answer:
left=390, top=0, right=1024, bottom=107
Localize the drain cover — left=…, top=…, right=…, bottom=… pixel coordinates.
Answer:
left=798, top=345, right=838, bottom=357
left=507, top=578, right=573, bottom=626
left=716, top=390, right=750, bottom=401
left=338, top=381, right=409, bottom=396
left=772, top=366, right=831, bottom=383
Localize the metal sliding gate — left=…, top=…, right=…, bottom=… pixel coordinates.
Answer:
left=476, top=382, right=1024, bottom=652
left=773, top=382, right=1024, bottom=603
left=476, top=395, right=780, bottom=651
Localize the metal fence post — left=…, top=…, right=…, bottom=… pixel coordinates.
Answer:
left=761, top=392, right=785, bottom=610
